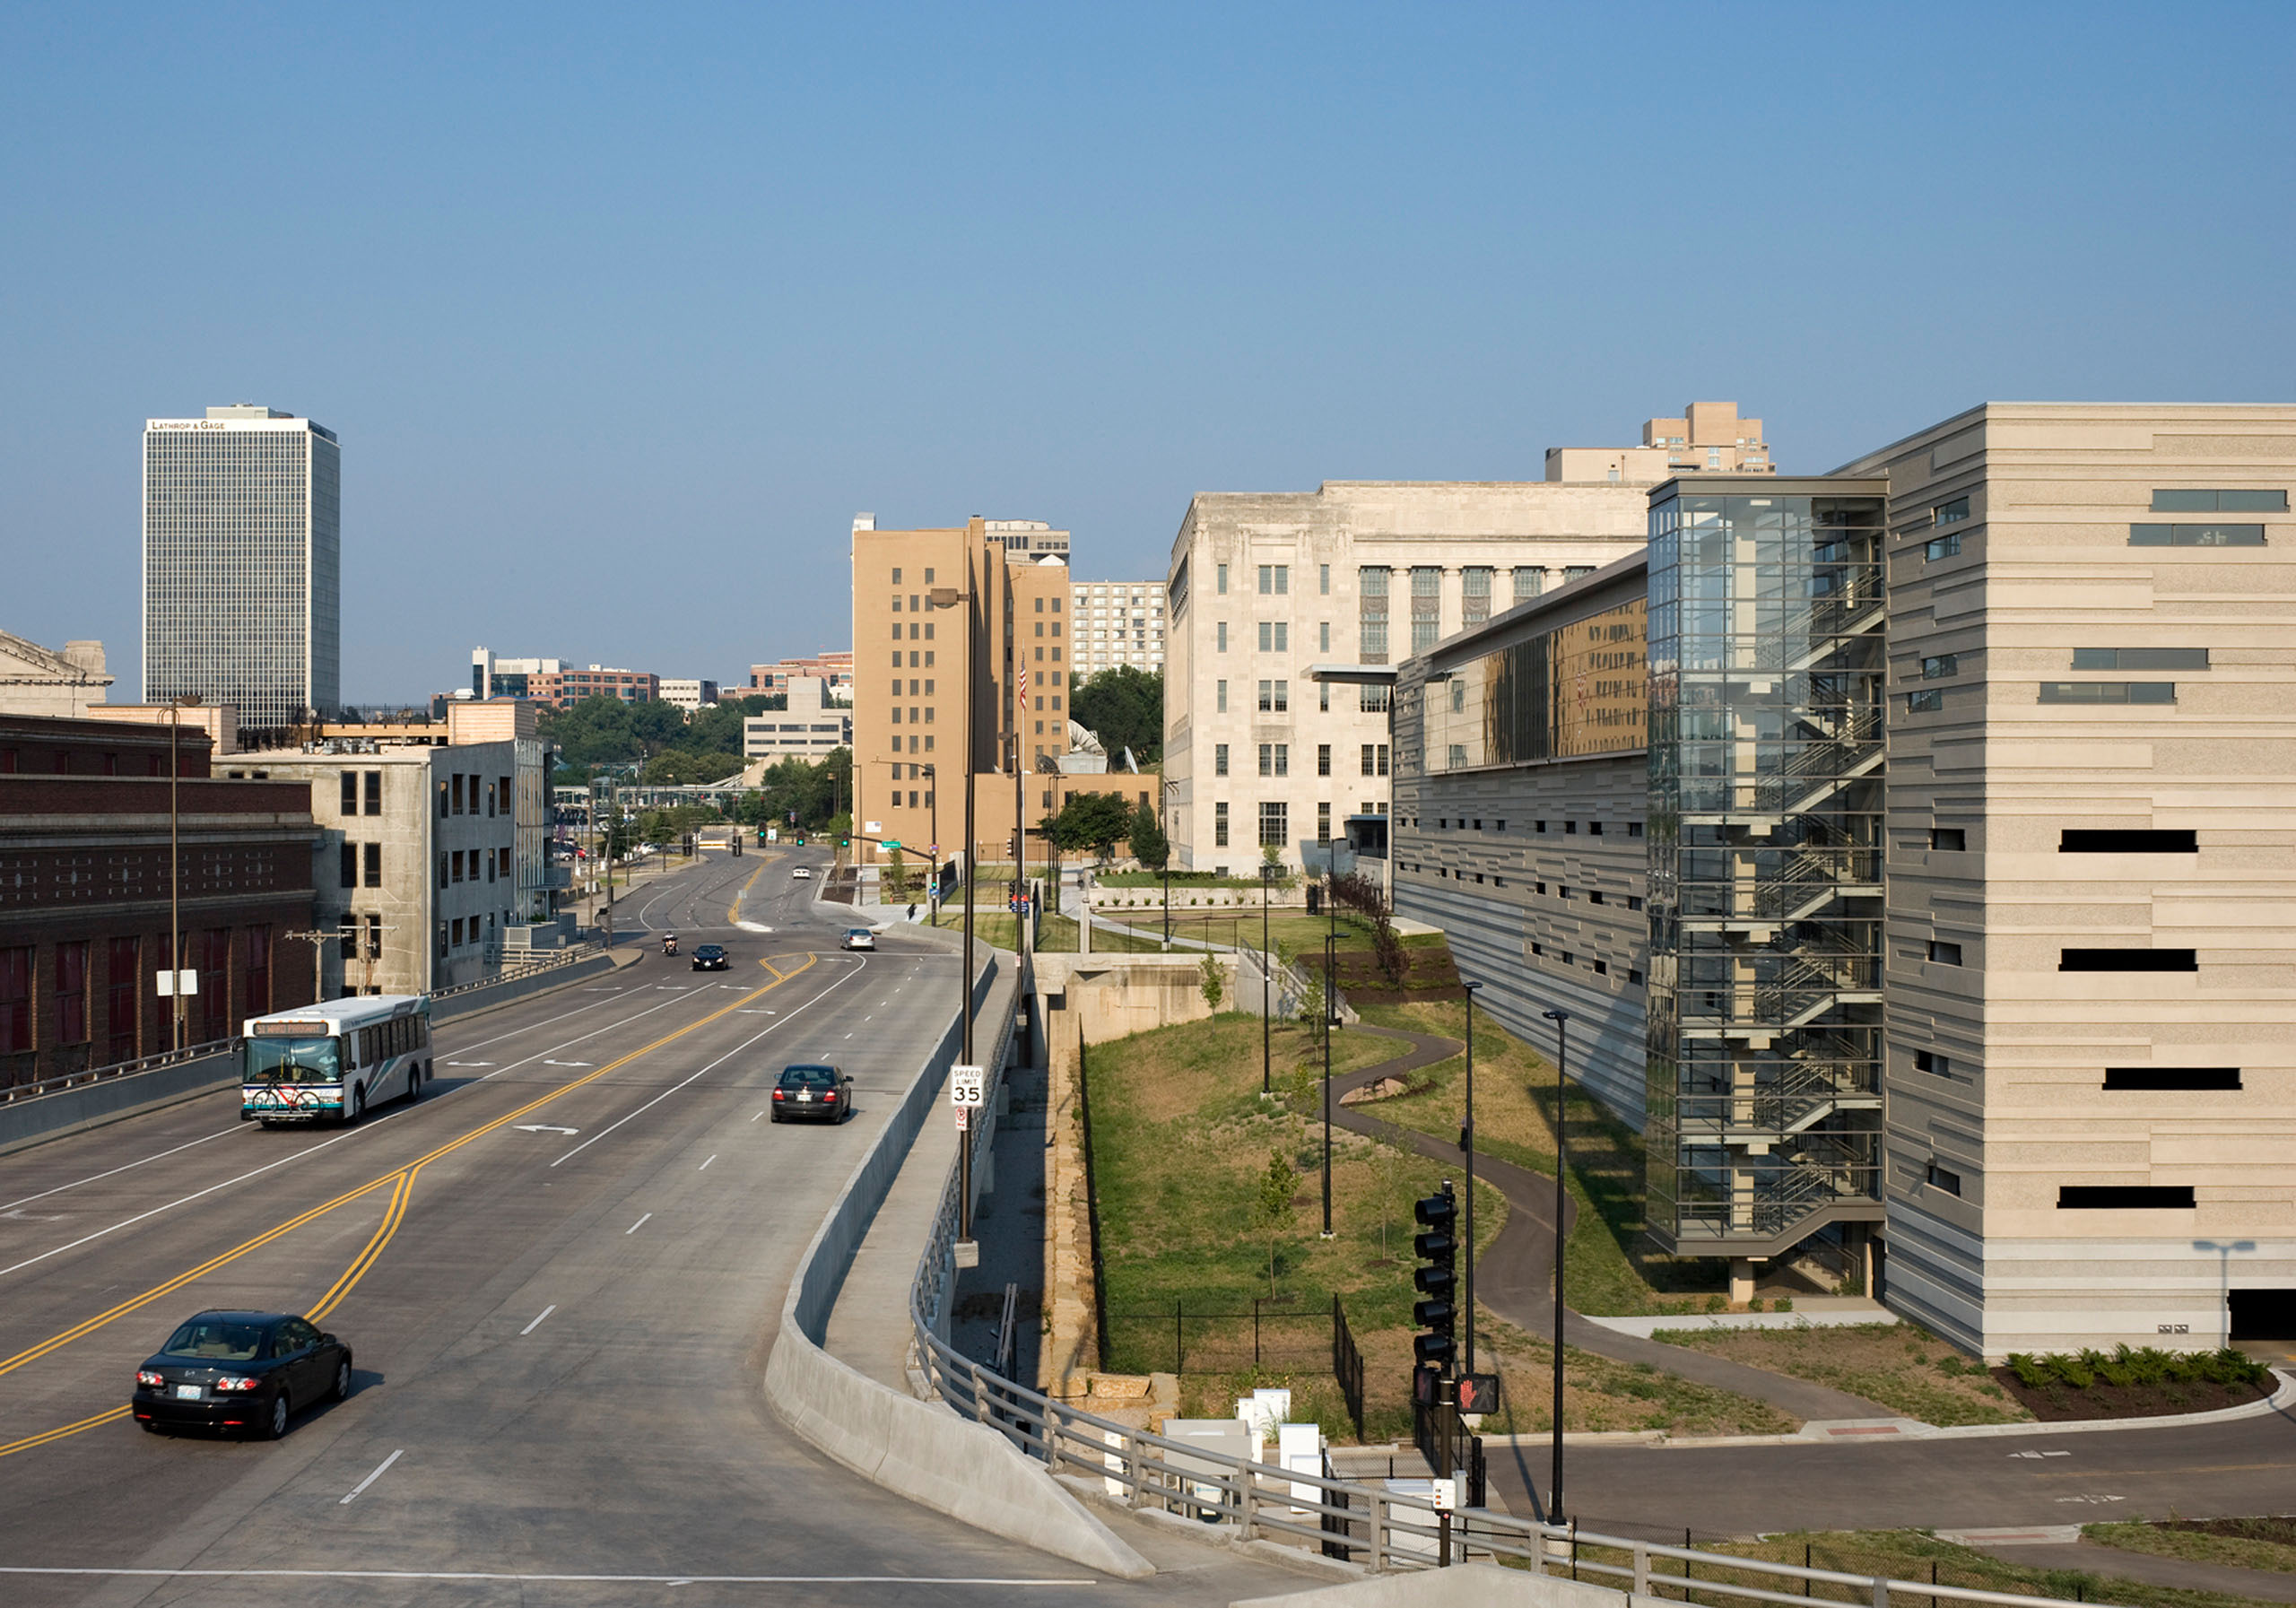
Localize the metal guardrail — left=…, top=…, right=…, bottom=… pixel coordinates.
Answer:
left=1, top=943, right=604, bottom=1107
left=1, top=1038, right=239, bottom=1105
left=900, top=988, right=2135, bottom=1604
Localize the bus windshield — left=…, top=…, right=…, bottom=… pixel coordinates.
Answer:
left=244, top=1036, right=342, bottom=1084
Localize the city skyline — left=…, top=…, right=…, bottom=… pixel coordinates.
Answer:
left=5, top=4, right=2289, bottom=700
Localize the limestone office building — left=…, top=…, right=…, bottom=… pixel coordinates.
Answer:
left=1382, top=403, right=2296, bottom=1360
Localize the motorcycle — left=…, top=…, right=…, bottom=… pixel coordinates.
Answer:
left=663, top=934, right=678, bottom=957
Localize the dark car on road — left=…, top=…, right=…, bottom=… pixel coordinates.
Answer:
left=770, top=1063, right=852, bottom=1123
left=132, top=1310, right=352, bottom=1439
left=691, top=943, right=730, bottom=971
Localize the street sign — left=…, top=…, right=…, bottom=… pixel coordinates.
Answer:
left=950, top=1065, right=985, bottom=1108
left=154, top=969, right=197, bottom=996
left=954, top=1106, right=970, bottom=1130
left=883, top=839, right=901, bottom=849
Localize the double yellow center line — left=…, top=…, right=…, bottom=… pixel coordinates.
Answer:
left=0, top=953, right=813, bottom=1456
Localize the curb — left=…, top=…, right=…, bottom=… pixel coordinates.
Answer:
left=1480, top=1367, right=2296, bottom=1450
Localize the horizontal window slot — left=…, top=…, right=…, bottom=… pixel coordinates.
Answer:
left=2129, top=523, right=2266, bottom=547
left=2059, top=948, right=2196, bottom=972
left=2039, top=682, right=2175, bottom=704
left=2103, top=1067, right=2240, bottom=1091
left=2059, top=829, right=2196, bottom=853
left=2070, top=648, right=2208, bottom=671
left=2150, top=489, right=2287, bottom=513
left=2057, top=1185, right=2195, bottom=1210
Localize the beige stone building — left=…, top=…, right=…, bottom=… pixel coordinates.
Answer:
left=0, top=631, right=114, bottom=718
left=1835, top=403, right=2296, bottom=1356
left=1544, top=399, right=1774, bottom=485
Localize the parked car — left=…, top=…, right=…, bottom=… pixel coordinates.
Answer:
left=789, top=866, right=813, bottom=881
left=840, top=928, right=875, bottom=951
left=770, top=1063, right=852, bottom=1123
left=691, top=943, right=730, bottom=971
left=132, top=1311, right=352, bottom=1439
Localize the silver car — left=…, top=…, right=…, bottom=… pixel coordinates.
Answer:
left=841, top=928, right=874, bottom=951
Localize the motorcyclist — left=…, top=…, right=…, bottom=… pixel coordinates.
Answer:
left=663, top=932, right=678, bottom=956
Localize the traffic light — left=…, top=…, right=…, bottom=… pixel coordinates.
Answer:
left=1413, top=1182, right=1457, bottom=1370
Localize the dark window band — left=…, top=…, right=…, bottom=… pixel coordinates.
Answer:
left=2058, top=1186, right=2195, bottom=1209
left=2059, top=948, right=2196, bottom=972
left=2104, top=1067, right=2240, bottom=1091
left=2060, top=829, right=2196, bottom=853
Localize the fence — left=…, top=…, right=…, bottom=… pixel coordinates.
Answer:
left=906, top=1029, right=2145, bottom=1602
left=1330, top=1292, right=1365, bottom=1439
left=1104, top=1296, right=1341, bottom=1376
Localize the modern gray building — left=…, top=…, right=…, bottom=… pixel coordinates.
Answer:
left=144, top=405, right=341, bottom=734
left=1384, top=404, right=2296, bottom=1359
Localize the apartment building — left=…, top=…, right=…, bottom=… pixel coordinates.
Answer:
left=851, top=516, right=1146, bottom=869
left=529, top=665, right=658, bottom=706
left=1384, top=403, right=2296, bottom=1358
left=1165, top=480, right=1650, bottom=874
left=985, top=518, right=1071, bottom=559
left=658, top=679, right=720, bottom=711
left=1068, top=579, right=1166, bottom=680
left=226, top=701, right=558, bottom=995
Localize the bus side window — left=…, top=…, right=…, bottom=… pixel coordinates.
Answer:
left=418, top=1018, right=430, bottom=1048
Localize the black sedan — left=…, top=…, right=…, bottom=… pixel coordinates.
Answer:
left=691, top=943, right=730, bottom=971
left=770, top=1063, right=853, bottom=1123
left=132, top=1310, right=352, bottom=1439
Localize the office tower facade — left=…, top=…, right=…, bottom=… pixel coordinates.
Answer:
left=144, top=405, right=341, bottom=734
left=1387, top=403, right=2296, bottom=1356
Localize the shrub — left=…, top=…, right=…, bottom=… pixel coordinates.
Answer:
left=2047, top=1352, right=2095, bottom=1390
left=2006, top=1352, right=2049, bottom=1389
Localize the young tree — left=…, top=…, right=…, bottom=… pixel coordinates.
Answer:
left=883, top=846, right=912, bottom=902
left=1255, top=1145, right=1297, bottom=1298
left=1199, top=952, right=1225, bottom=1011
left=1127, top=796, right=1168, bottom=870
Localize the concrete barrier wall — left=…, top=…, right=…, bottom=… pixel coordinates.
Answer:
left=0, top=951, right=620, bottom=1157
left=0, top=1048, right=241, bottom=1159
left=761, top=952, right=1153, bottom=1579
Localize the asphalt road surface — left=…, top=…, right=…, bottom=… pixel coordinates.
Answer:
left=0, top=851, right=1314, bottom=1608
left=1491, top=1404, right=2296, bottom=1540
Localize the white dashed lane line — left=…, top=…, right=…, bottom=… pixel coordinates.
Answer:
left=520, top=1306, right=556, bottom=1335
left=700, top=1154, right=717, bottom=1171
left=625, top=1213, right=651, bottom=1235
left=340, top=1449, right=403, bottom=1506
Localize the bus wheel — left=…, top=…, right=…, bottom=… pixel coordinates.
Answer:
left=404, top=1067, right=421, bottom=1103
left=347, top=1086, right=364, bottom=1124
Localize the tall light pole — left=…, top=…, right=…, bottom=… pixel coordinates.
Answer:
left=169, top=700, right=183, bottom=1050
left=1321, top=926, right=1336, bottom=1239
left=1260, top=861, right=1277, bottom=1093
left=1542, top=1005, right=1571, bottom=1524
left=927, top=581, right=979, bottom=1254
left=921, top=763, right=938, bottom=920
left=1161, top=778, right=1178, bottom=951
left=1461, top=978, right=1483, bottom=1377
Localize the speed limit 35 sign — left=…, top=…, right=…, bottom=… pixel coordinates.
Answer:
left=950, top=1065, right=985, bottom=1116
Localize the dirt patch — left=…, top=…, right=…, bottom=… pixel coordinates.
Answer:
left=1652, top=1324, right=2029, bottom=1427
left=1989, top=1367, right=2274, bottom=1421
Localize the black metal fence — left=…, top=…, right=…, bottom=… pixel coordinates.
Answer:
left=1105, top=1296, right=1343, bottom=1376
left=1332, top=1293, right=1365, bottom=1439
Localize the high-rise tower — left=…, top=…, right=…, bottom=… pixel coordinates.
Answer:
left=143, top=404, right=341, bottom=734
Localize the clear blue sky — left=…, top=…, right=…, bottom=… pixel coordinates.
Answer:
left=4, top=2, right=2290, bottom=703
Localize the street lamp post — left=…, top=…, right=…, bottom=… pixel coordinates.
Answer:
left=1260, top=861, right=1277, bottom=1094
left=928, top=583, right=979, bottom=1255
left=921, top=763, right=938, bottom=920
left=1322, top=927, right=1336, bottom=1239
left=1542, top=1005, right=1571, bottom=1524
left=168, top=700, right=184, bottom=1050
left=1161, top=778, right=1178, bottom=951
left=1463, top=978, right=1483, bottom=1377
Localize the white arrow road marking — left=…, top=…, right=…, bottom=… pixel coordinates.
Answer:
left=520, top=1306, right=556, bottom=1335
left=2008, top=1449, right=2074, bottom=1459
left=444, top=1061, right=493, bottom=1067
left=0, top=1209, right=66, bottom=1222
left=736, top=921, right=772, bottom=933
left=340, top=1449, right=403, bottom=1505
left=543, top=1060, right=592, bottom=1067
left=513, top=1125, right=580, bottom=1135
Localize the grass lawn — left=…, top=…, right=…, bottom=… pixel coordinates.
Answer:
left=2084, top=1518, right=2296, bottom=1576
left=1604, top=1530, right=2275, bottom=1608
left=1352, top=1000, right=1726, bottom=1315
left=1084, top=1012, right=1789, bottom=1442
left=1648, top=1323, right=2030, bottom=1427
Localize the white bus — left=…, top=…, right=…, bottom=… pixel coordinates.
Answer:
left=240, top=995, right=434, bottom=1127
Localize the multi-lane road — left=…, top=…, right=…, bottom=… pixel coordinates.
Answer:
left=0, top=852, right=1310, bottom=1608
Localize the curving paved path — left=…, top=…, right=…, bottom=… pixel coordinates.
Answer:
left=1327, top=1022, right=1895, bottom=1423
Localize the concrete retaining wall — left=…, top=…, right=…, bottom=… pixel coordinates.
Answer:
left=0, top=951, right=620, bottom=1157
left=1233, top=1561, right=1625, bottom=1608
left=761, top=952, right=1152, bottom=1579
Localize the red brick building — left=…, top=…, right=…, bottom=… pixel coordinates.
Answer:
left=0, top=715, right=319, bottom=1087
